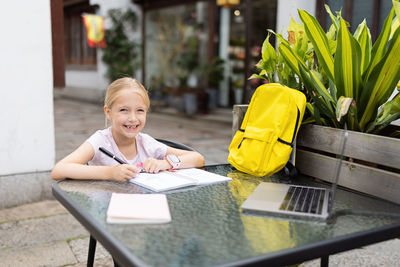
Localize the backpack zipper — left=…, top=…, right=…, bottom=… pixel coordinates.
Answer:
left=238, top=128, right=245, bottom=148
left=238, top=138, right=245, bottom=148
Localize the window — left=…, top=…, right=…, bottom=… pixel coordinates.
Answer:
left=64, top=1, right=97, bottom=67
left=144, top=2, right=210, bottom=88
left=317, top=0, right=393, bottom=41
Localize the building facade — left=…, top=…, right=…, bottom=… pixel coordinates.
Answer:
left=55, top=0, right=393, bottom=106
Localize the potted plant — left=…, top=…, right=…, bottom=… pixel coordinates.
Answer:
left=177, top=35, right=200, bottom=115
left=251, top=5, right=400, bottom=134
left=233, top=78, right=244, bottom=104
left=204, top=57, right=225, bottom=109
left=244, top=2, right=400, bottom=204
left=102, top=9, right=140, bottom=82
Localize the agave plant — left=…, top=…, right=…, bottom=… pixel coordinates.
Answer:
left=250, top=0, right=400, bottom=134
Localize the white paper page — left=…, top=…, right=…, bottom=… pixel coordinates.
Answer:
left=106, top=193, right=171, bottom=224
left=175, top=168, right=232, bottom=185
left=130, top=172, right=196, bottom=192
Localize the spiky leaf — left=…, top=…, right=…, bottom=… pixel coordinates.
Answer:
left=298, top=9, right=335, bottom=81
left=354, top=20, right=372, bottom=75
left=359, top=26, right=400, bottom=130
left=364, top=8, right=395, bottom=82
left=334, top=18, right=362, bottom=99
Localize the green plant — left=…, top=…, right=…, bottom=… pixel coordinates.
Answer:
left=234, top=78, right=244, bottom=89
left=177, top=35, right=199, bottom=86
left=205, top=57, right=224, bottom=88
left=102, top=9, right=140, bottom=82
left=250, top=1, right=400, bottom=134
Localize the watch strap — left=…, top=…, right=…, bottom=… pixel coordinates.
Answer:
left=165, top=155, right=180, bottom=171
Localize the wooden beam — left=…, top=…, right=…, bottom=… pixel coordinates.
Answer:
left=64, top=0, right=87, bottom=8
left=139, top=0, right=198, bottom=12
left=315, top=0, right=327, bottom=30
left=343, top=0, right=353, bottom=23
left=371, top=0, right=381, bottom=42
left=297, top=149, right=400, bottom=205
left=297, top=124, right=400, bottom=169
left=51, top=0, right=65, bottom=87
left=243, top=0, right=252, bottom=103
left=142, top=8, right=146, bottom=85
left=207, top=0, right=217, bottom=63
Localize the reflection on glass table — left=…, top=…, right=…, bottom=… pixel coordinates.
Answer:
left=53, top=164, right=400, bottom=267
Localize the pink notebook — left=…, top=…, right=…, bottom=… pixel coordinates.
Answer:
left=106, top=193, right=171, bottom=224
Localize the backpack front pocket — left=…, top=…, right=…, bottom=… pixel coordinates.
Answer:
left=229, top=127, right=276, bottom=176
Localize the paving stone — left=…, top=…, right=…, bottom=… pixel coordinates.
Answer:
left=69, top=237, right=111, bottom=262
left=0, top=241, right=77, bottom=267
left=0, top=200, right=67, bottom=222
left=69, top=256, right=114, bottom=267
left=0, top=214, right=88, bottom=249
left=300, top=239, right=400, bottom=267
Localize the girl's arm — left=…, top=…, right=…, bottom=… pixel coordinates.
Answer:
left=51, top=142, right=139, bottom=181
left=143, top=146, right=205, bottom=173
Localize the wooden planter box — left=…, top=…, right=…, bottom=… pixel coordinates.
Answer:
left=232, top=105, right=400, bottom=204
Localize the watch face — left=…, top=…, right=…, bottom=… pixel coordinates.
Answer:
left=168, top=154, right=180, bottom=163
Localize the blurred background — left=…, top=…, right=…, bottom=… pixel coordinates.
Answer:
left=56, top=0, right=392, bottom=110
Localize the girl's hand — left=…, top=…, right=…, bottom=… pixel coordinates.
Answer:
left=110, top=164, right=140, bottom=182
left=143, top=158, right=170, bottom=173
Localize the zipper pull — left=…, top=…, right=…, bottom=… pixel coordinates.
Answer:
left=238, top=138, right=245, bottom=148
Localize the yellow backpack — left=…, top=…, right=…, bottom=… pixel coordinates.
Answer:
left=228, top=83, right=306, bottom=177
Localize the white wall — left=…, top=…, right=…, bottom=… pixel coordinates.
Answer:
left=276, top=0, right=316, bottom=38
left=0, top=0, right=54, bottom=175
left=65, top=70, right=100, bottom=89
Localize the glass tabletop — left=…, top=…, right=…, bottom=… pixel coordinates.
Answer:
left=54, top=164, right=400, bottom=266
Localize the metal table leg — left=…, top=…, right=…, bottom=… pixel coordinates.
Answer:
left=320, top=255, right=329, bottom=267
left=87, top=235, right=97, bottom=267
left=113, top=257, right=120, bottom=267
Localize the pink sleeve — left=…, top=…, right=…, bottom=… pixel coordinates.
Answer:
left=86, top=130, right=103, bottom=151
left=85, top=129, right=116, bottom=166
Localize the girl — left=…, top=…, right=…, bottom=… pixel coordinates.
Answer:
left=51, top=77, right=205, bottom=181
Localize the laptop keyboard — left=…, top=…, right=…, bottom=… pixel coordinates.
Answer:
left=279, top=186, right=326, bottom=214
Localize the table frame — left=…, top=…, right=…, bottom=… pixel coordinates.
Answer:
left=52, top=178, right=400, bottom=267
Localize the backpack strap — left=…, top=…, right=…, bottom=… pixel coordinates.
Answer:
left=276, top=107, right=301, bottom=148
left=277, top=138, right=293, bottom=147
left=282, top=161, right=298, bottom=178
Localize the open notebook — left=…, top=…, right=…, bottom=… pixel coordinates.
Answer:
left=129, top=168, right=232, bottom=192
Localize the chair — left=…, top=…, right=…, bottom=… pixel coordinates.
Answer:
left=156, top=138, right=196, bottom=152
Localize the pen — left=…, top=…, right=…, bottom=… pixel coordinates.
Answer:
left=99, top=147, right=126, bottom=164
left=99, top=147, right=144, bottom=172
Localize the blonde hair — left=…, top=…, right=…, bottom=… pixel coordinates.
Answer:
left=104, top=77, right=150, bottom=109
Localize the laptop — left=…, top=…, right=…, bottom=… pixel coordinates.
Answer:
left=241, top=127, right=348, bottom=221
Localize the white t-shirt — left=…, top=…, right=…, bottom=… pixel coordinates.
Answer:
left=86, top=127, right=167, bottom=166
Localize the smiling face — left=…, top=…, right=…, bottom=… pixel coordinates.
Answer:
left=104, top=89, right=147, bottom=143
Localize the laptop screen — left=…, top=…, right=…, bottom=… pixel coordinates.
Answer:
left=328, top=125, right=349, bottom=213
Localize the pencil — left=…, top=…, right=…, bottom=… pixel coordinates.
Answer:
left=99, top=147, right=145, bottom=173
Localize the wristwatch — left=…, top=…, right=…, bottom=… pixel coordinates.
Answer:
left=165, top=154, right=181, bottom=170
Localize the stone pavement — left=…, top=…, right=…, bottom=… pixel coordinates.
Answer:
left=0, top=97, right=399, bottom=266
